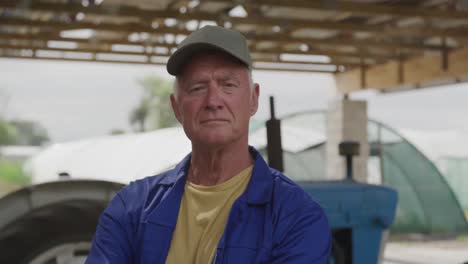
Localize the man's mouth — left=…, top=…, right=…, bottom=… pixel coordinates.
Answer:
left=200, top=119, right=229, bottom=124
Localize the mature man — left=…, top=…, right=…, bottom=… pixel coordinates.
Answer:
left=86, top=25, right=331, bottom=264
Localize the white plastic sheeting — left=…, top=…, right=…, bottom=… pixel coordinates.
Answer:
left=28, top=115, right=467, bottom=186
left=26, top=120, right=326, bottom=185
left=26, top=127, right=191, bottom=184
left=0, top=146, right=42, bottom=162
left=249, top=126, right=325, bottom=153
left=400, top=129, right=468, bottom=162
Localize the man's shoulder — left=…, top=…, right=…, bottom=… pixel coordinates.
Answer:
left=268, top=167, right=307, bottom=200
left=268, top=168, right=325, bottom=217
left=116, top=168, right=178, bottom=212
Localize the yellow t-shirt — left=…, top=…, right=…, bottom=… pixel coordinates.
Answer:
left=165, top=165, right=253, bottom=264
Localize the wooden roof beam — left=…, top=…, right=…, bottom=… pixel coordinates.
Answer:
left=1, top=43, right=351, bottom=67
left=0, top=32, right=173, bottom=49
left=8, top=0, right=468, bottom=22
left=252, top=47, right=395, bottom=60
left=0, top=30, right=396, bottom=61
left=334, top=46, right=468, bottom=93
left=0, top=52, right=337, bottom=73
left=2, top=16, right=446, bottom=51
left=0, top=17, right=449, bottom=59
left=2, top=1, right=468, bottom=39
left=254, top=56, right=374, bottom=67
left=0, top=33, right=376, bottom=67
left=253, top=34, right=447, bottom=51
left=208, top=0, right=468, bottom=20
left=0, top=38, right=388, bottom=63
left=0, top=53, right=166, bottom=66
left=0, top=43, right=164, bottom=57
left=228, top=16, right=468, bottom=39
left=0, top=17, right=192, bottom=35
left=0, top=0, right=218, bottom=22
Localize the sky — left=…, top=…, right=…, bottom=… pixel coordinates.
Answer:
left=1, top=58, right=467, bottom=143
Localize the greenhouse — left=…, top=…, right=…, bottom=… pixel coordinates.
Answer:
left=250, top=111, right=467, bottom=234
left=401, top=129, right=468, bottom=222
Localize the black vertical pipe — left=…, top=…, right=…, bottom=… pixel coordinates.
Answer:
left=266, top=96, right=284, bottom=172
left=339, top=141, right=360, bottom=181
left=345, top=156, right=353, bottom=180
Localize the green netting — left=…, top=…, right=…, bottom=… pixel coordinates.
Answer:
left=439, top=157, right=468, bottom=217
left=380, top=139, right=466, bottom=233
left=381, top=151, right=429, bottom=233
left=259, top=146, right=325, bottom=181
left=251, top=111, right=468, bottom=234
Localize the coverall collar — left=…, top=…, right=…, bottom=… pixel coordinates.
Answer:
left=158, top=146, right=273, bottom=205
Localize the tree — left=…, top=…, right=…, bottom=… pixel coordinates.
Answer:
left=130, top=76, right=178, bottom=132
left=9, top=120, right=50, bottom=146
left=0, top=118, right=49, bottom=146
left=0, top=119, right=17, bottom=145
left=129, top=99, right=150, bottom=132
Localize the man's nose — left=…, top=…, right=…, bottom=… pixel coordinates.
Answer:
left=205, top=85, right=223, bottom=111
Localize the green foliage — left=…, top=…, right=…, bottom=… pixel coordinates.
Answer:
left=0, top=119, right=17, bottom=145
left=0, top=160, right=30, bottom=185
left=0, top=118, right=50, bottom=146
left=9, top=120, right=50, bottom=146
left=130, top=76, right=178, bottom=131
left=130, top=99, right=150, bottom=132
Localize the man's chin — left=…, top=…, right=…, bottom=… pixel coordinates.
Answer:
left=200, top=137, right=232, bottom=147
left=193, top=133, right=236, bottom=147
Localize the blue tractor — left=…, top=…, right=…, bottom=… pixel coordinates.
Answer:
left=300, top=164, right=398, bottom=263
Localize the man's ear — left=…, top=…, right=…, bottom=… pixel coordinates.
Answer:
left=250, top=83, right=260, bottom=116
left=170, top=94, right=182, bottom=123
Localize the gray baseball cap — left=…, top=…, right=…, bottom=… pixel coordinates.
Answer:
left=166, top=25, right=252, bottom=76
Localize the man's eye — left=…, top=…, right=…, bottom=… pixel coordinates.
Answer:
left=224, top=82, right=237, bottom=89
left=189, top=87, right=205, bottom=93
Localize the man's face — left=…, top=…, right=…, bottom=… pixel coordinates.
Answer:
left=170, top=52, right=259, bottom=148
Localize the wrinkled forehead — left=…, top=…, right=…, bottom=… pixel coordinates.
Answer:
left=177, top=49, right=249, bottom=79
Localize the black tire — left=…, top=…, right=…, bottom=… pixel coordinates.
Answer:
left=23, top=235, right=92, bottom=264
left=0, top=180, right=123, bottom=264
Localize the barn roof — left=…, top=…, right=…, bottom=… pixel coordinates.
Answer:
left=2, top=0, right=468, bottom=92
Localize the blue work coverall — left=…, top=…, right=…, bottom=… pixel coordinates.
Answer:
left=86, top=147, right=331, bottom=263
